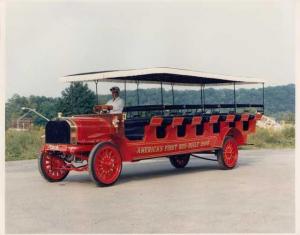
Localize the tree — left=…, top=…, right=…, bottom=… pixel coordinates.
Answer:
left=57, top=82, right=96, bottom=116
left=5, top=94, right=29, bottom=129
left=5, top=94, right=59, bottom=129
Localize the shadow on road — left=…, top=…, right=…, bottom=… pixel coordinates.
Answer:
left=63, top=156, right=258, bottom=186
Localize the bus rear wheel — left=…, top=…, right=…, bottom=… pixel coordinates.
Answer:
left=217, top=136, right=238, bottom=169
left=169, top=154, right=190, bottom=168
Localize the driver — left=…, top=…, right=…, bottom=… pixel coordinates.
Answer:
left=106, top=86, right=124, bottom=114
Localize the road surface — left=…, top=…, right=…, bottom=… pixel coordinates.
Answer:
left=5, top=149, right=295, bottom=233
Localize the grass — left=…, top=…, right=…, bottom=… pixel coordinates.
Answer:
left=5, top=125, right=295, bottom=161
left=247, top=125, right=295, bottom=149
left=5, top=127, right=44, bottom=161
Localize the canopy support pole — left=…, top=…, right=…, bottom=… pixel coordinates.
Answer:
left=171, top=83, right=175, bottom=105
left=71, top=82, right=74, bottom=113
left=262, top=82, right=265, bottom=114
left=136, top=81, right=140, bottom=105
left=203, top=85, right=206, bottom=113
left=200, top=85, right=203, bottom=112
left=124, top=80, right=127, bottom=106
left=234, top=82, right=237, bottom=113
left=160, top=81, right=164, bottom=105
left=95, top=80, right=99, bottom=104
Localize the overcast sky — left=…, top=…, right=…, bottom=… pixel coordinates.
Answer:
left=5, top=0, right=294, bottom=99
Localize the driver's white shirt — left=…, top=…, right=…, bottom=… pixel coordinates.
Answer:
left=106, top=97, right=124, bottom=114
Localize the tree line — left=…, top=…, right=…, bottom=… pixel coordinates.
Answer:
left=5, top=83, right=295, bottom=129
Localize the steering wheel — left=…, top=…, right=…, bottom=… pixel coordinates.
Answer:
left=93, top=105, right=113, bottom=114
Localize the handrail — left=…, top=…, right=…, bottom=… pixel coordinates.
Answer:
left=123, top=103, right=264, bottom=112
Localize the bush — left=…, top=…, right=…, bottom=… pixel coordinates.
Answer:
left=5, top=127, right=44, bottom=161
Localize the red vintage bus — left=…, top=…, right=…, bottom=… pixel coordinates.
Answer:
left=38, top=68, right=264, bottom=186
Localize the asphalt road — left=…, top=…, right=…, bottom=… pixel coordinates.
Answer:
left=5, top=149, right=294, bottom=233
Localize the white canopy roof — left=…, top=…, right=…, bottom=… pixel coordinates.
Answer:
left=60, top=67, right=265, bottom=85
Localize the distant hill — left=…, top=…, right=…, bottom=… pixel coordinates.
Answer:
left=100, top=83, right=295, bottom=119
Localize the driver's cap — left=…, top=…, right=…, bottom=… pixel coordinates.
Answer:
left=110, top=86, right=120, bottom=92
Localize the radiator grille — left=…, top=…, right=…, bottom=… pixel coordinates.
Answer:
left=45, top=121, right=70, bottom=144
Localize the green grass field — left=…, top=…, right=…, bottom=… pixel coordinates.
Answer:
left=247, top=125, right=295, bottom=149
left=5, top=127, right=44, bottom=161
left=5, top=125, right=295, bottom=161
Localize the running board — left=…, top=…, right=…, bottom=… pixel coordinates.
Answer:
left=191, top=154, right=218, bottom=162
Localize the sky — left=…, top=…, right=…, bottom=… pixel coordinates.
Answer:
left=5, top=0, right=295, bottom=99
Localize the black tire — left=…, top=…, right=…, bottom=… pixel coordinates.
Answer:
left=169, top=154, right=190, bottom=168
left=217, top=136, right=239, bottom=170
left=38, top=153, right=69, bottom=182
left=88, top=142, right=122, bottom=187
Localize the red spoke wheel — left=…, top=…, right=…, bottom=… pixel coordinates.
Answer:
left=88, top=142, right=122, bottom=187
left=217, top=136, right=238, bottom=169
left=169, top=154, right=190, bottom=168
left=38, top=153, right=69, bottom=182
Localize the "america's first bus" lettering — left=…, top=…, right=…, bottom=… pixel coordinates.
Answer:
left=136, top=140, right=210, bottom=154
